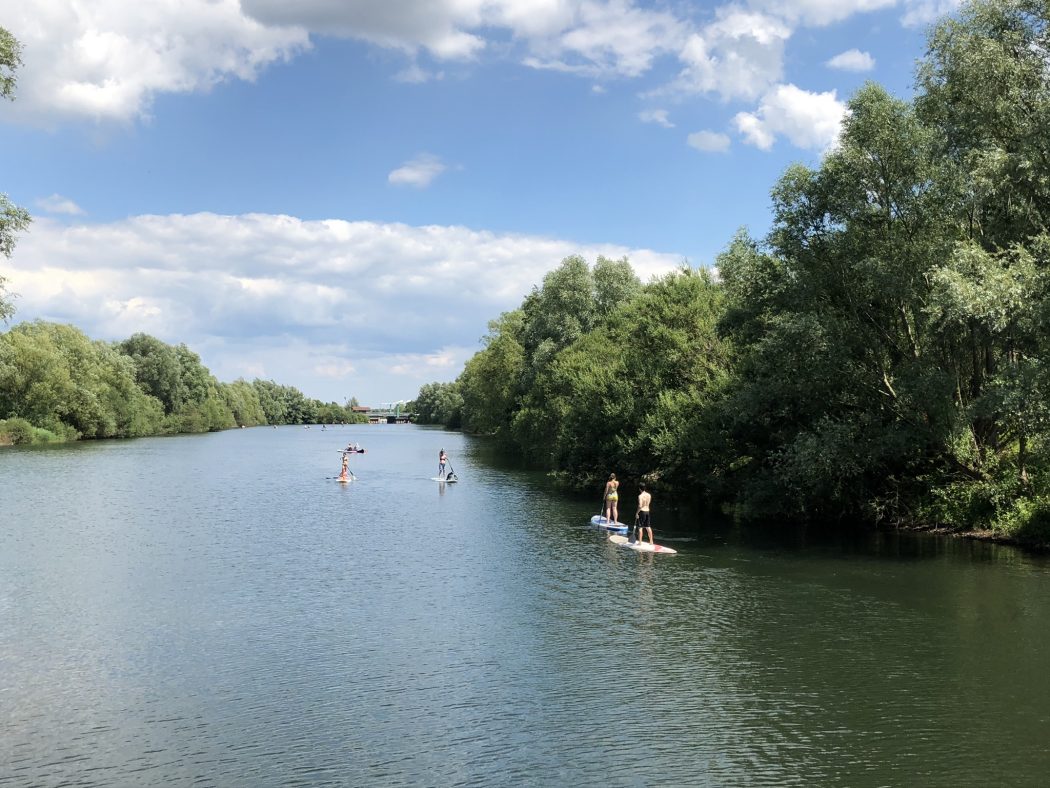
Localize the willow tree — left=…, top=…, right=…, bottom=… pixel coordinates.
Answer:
left=917, top=0, right=1050, bottom=486
left=0, top=28, right=30, bottom=322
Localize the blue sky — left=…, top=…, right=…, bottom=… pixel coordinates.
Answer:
left=1, top=0, right=957, bottom=405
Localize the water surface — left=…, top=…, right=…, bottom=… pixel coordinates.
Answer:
left=2, top=426, right=1049, bottom=786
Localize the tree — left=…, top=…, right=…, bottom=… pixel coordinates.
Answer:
left=413, top=381, right=463, bottom=427
left=0, top=321, right=165, bottom=438
left=458, top=311, right=525, bottom=436
left=0, top=28, right=30, bottom=322
left=593, top=255, right=641, bottom=316
left=117, top=334, right=185, bottom=413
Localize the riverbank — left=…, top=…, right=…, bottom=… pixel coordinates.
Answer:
left=897, top=523, right=1050, bottom=553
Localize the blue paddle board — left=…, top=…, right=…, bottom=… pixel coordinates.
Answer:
left=590, top=515, right=628, bottom=533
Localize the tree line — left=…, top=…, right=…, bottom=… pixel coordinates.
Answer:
left=413, top=0, right=1050, bottom=543
left=0, top=322, right=366, bottom=444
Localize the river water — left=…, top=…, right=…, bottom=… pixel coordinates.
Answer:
left=2, top=425, right=1049, bottom=786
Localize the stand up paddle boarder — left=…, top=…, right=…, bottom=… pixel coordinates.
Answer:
left=339, top=452, right=354, bottom=481
left=636, top=483, right=653, bottom=547
left=438, top=449, right=448, bottom=478
left=603, top=473, right=620, bottom=526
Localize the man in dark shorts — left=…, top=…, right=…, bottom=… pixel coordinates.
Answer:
left=636, top=483, right=653, bottom=546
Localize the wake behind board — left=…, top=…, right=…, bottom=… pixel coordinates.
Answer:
left=609, top=534, right=677, bottom=554
left=590, top=515, right=629, bottom=533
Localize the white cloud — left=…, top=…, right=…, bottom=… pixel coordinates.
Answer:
left=687, top=130, right=731, bottom=153
left=900, top=0, right=962, bottom=27
left=36, top=194, right=85, bottom=215
left=5, top=213, right=683, bottom=401
left=3, top=0, right=948, bottom=126
left=733, top=83, right=846, bottom=151
left=639, top=109, right=674, bottom=128
left=393, top=64, right=444, bottom=84
left=826, top=48, right=875, bottom=71
left=750, top=0, right=896, bottom=26
left=388, top=154, right=449, bottom=188
left=665, top=9, right=791, bottom=102
left=315, top=360, right=356, bottom=378
left=3, top=0, right=309, bottom=125
left=522, top=1, right=687, bottom=78
left=241, top=0, right=490, bottom=60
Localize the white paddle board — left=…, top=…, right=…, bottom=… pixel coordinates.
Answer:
left=431, top=477, right=458, bottom=483
left=609, top=534, right=677, bottom=554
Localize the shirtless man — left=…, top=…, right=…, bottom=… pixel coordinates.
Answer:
left=636, top=484, right=653, bottom=546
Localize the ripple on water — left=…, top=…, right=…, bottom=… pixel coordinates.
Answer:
left=3, top=430, right=1050, bottom=786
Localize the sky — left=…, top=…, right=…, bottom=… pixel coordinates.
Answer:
left=0, top=0, right=960, bottom=406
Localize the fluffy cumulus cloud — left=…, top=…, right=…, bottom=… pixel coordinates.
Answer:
left=826, top=48, right=875, bottom=71
left=6, top=213, right=682, bottom=400
left=521, top=1, right=687, bottom=78
left=733, top=83, right=846, bottom=151
left=388, top=154, right=449, bottom=188
left=666, top=8, right=792, bottom=102
left=3, top=0, right=309, bottom=125
left=686, top=130, right=731, bottom=153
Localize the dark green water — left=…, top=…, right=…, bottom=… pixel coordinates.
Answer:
left=2, top=425, right=1049, bottom=786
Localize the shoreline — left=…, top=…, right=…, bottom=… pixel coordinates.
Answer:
left=893, top=523, right=1050, bottom=554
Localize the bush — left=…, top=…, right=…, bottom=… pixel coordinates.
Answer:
left=0, top=417, right=71, bottom=445
left=994, top=495, right=1050, bottom=544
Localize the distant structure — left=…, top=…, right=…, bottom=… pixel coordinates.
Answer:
left=366, top=401, right=413, bottom=424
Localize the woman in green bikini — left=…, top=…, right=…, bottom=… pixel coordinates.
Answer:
left=603, top=473, right=620, bottom=525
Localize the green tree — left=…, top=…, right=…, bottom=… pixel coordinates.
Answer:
left=117, top=333, right=185, bottom=413
left=0, top=321, right=165, bottom=438
left=221, top=379, right=267, bottom=426
left=458, top=310, right=525, bottom=436
left=413, top=381, right=463, bottom=427
left=0, top=28, right=30, bottom=323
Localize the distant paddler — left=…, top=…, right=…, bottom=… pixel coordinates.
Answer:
left=339, top=451, right=355, bottom=481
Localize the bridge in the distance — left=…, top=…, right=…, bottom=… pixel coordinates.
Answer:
left=363, top=401, right=413, bottom=424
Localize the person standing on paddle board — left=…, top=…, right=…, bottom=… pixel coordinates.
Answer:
left=339, top=452, right=351, bottom=481
left=438, top=449, right=448, bottom=477
left=603, top=473, right=620, bottom=525
left=636, top=483, right=653, bottom=546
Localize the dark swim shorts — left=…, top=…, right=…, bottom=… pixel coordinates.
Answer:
left=637, top=511, right=651, bottom=528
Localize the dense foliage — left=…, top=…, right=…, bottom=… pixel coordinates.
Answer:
left=0, top=323, right=365, bottom=444
left=0, top=26, right=31, bottom=323
left=415, top=0, right=1050, bottom=542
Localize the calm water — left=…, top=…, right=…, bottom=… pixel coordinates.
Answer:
left=2, top=425, right=1049, bottom=787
